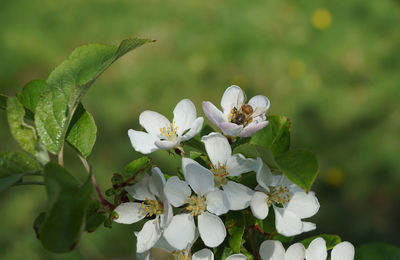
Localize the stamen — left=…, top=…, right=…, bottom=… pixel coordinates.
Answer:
left=160, top=122, right=179, bottom=141
left=170, top=250, right=189, bottom=260
left=184, top=195, right=207, bottom=216
left=140, top=197, right=164, bottom=217
left=266, top=186, right=291, bottom=206
left=210, top=162, right=229, bottom=187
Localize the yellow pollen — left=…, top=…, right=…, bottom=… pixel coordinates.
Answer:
left=140, top=197, right=164, bottom=217
left=170, top=249, right=189, bottom=260
left=210, top=162, right=228, bottom=178
left=185, top=195, right=206, bottom=216
left=267, top=186, right=291, bottom=206
left=160, top=122, right=179, bottom=141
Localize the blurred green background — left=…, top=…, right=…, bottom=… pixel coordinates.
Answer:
left=1, top=0, right=399, bottom=259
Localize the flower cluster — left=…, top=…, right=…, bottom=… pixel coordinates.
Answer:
left=113, top=85, right=354, bottom=260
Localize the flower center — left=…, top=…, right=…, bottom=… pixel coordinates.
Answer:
left=170, top=250, right=190, bottom=260
left=210, top=162, right=229, bottom=187
left=159, top=122, right=179, bottom=141
left=228, top=104, right=254, bottom=126
left=266, top=186, right=291, bottom=206
left=140, top=198, right=164, bottom=217
left=185, top=195, right=207, bottom=216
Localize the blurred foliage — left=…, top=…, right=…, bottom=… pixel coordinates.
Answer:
left=0, top=0, right=399, bottom=259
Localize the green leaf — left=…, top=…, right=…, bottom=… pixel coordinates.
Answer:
left=35, top=37, right=154, bottom=154
left=7, top=97, right=49, bottom=164
left=0, top=94, right=7, bottom=110
left=225, top=211, right=245, bottom=253
left=124, top=156, right=151, bottom=175
left=233, top=143, right=278, bottom=169
left=275, top=150, right=319, bottom=191
left=355, top=243, right=400, bottom=260
left=39, top=162, right=92, bottom=253
left=17, top=79, right=46, bottom=112
left=190, top=151, right=210, bottom=168
left=185, top=138, right=206, bottom=154
left=0, top=152, right=41, bottom=191
left=66, top=104, right=97, bottom=157
left=33, top=212, right=46, bottom=239
left=301, top=234, right=341, bottom=250
left=250, top=115, right=291, bottom=156
left=85, top=200, right=105, bottom=233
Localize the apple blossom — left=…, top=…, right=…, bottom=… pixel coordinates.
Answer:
left=250, top=158, right=320, bottom=236
left=128, top=99, right=204, bottom=154
left=113, top=168, right=173, bottom=253
left=202, top=85, right=270, bottom=137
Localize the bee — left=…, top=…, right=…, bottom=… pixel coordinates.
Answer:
left=230, top=104, right=254, bottom=126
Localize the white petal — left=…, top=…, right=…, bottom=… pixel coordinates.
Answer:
left=302, top=221, right=316, bottom=233
left=136, top=251, right=152, bottom=260
left=305, top=237, right=327, bottom=260
left=164, top=176, right=191, bottom=207
left=113, top=202, right=145, bottom=224
left=125, top=174, right=155, bottom=201
left=259, top=240, right=285, bottom=260
left=256, top=157, right=273, bottom=191
left=182, top=158, right=214, bottom=196
left=173, top=99, right=197, bottom=135
left=274, top=206, right=303, bottom=237
left=226, top=254, right=247, bottom=260
left=139, top=110, right=170, bottom=136
left=286, top=191, right=320, bottom=219
left=159, top=200, right=173, bottom=229
left=206, top=189, right=230, bottom=216
left=248, top=95, right=270, bottom=113
left=135, top=219, right=162, bottom=253
left=221, top=85, right=246, bottom=116
left=331, top=241, right=355, bottom=260
left=198, top=212, right=226, bottom=248
left=226, top=153, right=257, bottom=177
left=192, top=249, right=214, bottom=260
left=128, top=130, right=159, bottom=154
left=219, top=122, right=243, bottom=136
left=250, top=192, right=269, bottom=219
left=285, top=243, right=305, bottom=260
left=223, top=181, right=254, bottom=210
left=180, top=117, right=204, bottom=141
left=155, top=139, right=180, bottom=150
left=164, top=214, right=196, bottom=251
left=149, top=167, right=166, bottom=199
left=201, top=132, right=231, bottom=166
left=202, top=101, right=227, bottom=125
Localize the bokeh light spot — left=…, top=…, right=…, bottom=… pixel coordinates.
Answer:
left=312, top=8, right=332, bottom=30
left=288, top=59, right=306, bottom=79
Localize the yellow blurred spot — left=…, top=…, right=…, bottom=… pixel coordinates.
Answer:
left=324, top=167, right=344, bottom=187
left=312, top=8, right=332, bottom=30
left=288, top=59, right=306, bottom=79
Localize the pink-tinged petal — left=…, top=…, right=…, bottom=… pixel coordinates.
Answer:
left=221, top=85, right=246, bottom=116
left=286, top=191, right=320, bottom=219
left=192, top=249, right=214, bottom=260
left=259, top=240, right=285, bottom=260
left=248, top=95, right=270, bottom=113
left=305, top=237, right=327, bottom=260
left=226, top=254, right=247, bottom=260
left=135, top=219, right=162, bottom=253
left=226, top=153, right=257, bottom=177
left=201, top=132, right=231, bottom=166
left=206, top=189, right=230, bottom=216
left=139, top=110, right=170, bottom=136
left=164, top=214, right=196, bottom=251
left=285, top=243, right=305, bottom=260
left=202, top=101, right=227, bottom=125
left=128, top=130, right=159, bottom=154
left=182, top=158, right=214, bottom=196
left=274, top=206, right=303, bottom=237
left=173, top=99, right=197, bottom=135
left=238, top=120, right=269, bottom=137
left=250, top=192, right=269, bottom=219
left=164, top=176, right=191, bottom=207
left=114, top=202, right=145, bottom=224
left=180, top=117, right=204, bottom=141
left=154, top=139, right=179, bottom=150
left=331, top=241, right=355, bottom=260
left=219, top=122, right=243, bottom=136
left=198, top=212, right=226, bottom=247
left=222, top=181, right=254, bottom=210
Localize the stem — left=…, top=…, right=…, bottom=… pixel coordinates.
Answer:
left=58, top=142, right=64, bottom=167
left=118, top=165, right=148, bottom=188
left=13, top=180, right=44, bottom=186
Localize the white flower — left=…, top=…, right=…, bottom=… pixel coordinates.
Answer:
left=250, top=158, right=320, bottom=236
left=259, top=238, right=355, bottom=260
left=202, top=85, right=270, bottom=137
left=201, top=132, right=256, bottom=210
left=113, top=168, right=173, bottom=253
left=128, top=99, right=204, bottom=154
left=163, top=159, right=230, bottom=250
